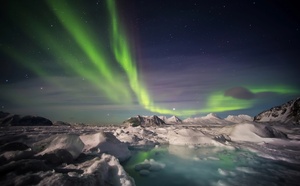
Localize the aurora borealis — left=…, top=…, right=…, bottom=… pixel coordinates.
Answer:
left=1, top=0, right=300, bottom=124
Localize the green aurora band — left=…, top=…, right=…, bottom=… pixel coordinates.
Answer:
left=2, top=0, right=299, bottom=117
left=105, top=0, right=299, bottom=115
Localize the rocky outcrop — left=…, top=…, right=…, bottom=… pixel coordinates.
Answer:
left=123, top=115, right=165, bottom=127
left=254, top=98, right=300, bottom=124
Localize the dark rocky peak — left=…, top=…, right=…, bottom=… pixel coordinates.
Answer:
left=123, top=115, right=165, bottom=127
left=254, top=97, right=300, bottom=124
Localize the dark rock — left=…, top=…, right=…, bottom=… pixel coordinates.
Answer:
left=0, top=135, right=29, bottom=147
left=55, top=168, right=84, bottom=174
left=0, top=142, right=29, bottom=152
left=14, top=174, right=43, bottom=186
left=263, top=126, right=288, bottom=139
left=0, top=159, right=50, bottom=175
left=0, top=111, right=10, bottom=119
left=0, top=150, right=35, bottom=164
left=18, top=115, right=53, bottom=126
left=123, top=115, right=165, bottom=127
left=0, top=114, right=21, bottom=126
left=251, top=124, right=288, bottom=139
left=41, top=149, right=74, bottom=165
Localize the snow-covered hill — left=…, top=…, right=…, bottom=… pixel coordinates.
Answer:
left=167, top=116, right=182, bottom=124
left=183, top=113, right=231, bottom=125
left=254, top=97, right=300, bottom=124
left=123, top=115, right=165, bottom=127
left=225, top=114, right=253, bottom=123
left=159, top=116, right=182, bottom=124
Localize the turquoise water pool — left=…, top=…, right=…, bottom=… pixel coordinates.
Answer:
left=122, top=145, right=300, bottom=186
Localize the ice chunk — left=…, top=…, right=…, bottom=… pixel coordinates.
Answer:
left=80, top=132, right=131, bottom=162
left=38, top=134, right=84, bottom=159
left=37, top=154, right=135, bottom=186
left=134, top=159, right=166, bottom=174
left=218, top=168, right=228, bottom=176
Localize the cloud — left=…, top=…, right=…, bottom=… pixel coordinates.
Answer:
left=224, top=86, right=256, bottom=100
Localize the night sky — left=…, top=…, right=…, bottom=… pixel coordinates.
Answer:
left=1, top=0, right=300, bottom=124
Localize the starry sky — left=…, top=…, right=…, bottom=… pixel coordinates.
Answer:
left=0, top=0, right=300, bottom=124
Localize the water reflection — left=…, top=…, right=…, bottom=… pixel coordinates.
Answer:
left=122, top=145, right=300, bottom=186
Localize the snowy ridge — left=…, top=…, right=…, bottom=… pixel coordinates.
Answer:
left=133, top=113, right=255, bottom=125
left=225, top=115, right=253, bottom=123
left=254, top=97, right=300, bottom=124
left=159, top=115, right=182, bottom=124
left=158, top=116, right=168, bottom=122
left=183, top=113, right=233, bottom=125
left=123, top=115, right=165, bottom=127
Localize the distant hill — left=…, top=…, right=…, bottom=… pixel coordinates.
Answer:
left=124, top=113, right=256, bottom=126
left=0, top=111, right=53, bottom=126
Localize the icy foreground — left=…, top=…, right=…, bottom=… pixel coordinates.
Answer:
left=0, top=118, right=300, bottom=185
left=0, top=127, right=135, bottom=186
